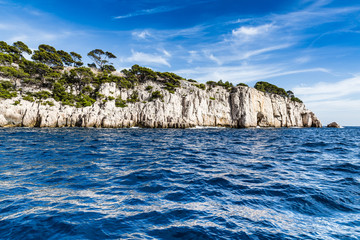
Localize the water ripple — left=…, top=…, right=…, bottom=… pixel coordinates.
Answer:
left=0, top=127, right=360, bottom=239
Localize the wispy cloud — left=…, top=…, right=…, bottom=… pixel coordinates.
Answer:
left=303, top=0, right=333, bottom=9
left=114, top=6, right=180, bottom=19
left=292, top=71, right=360, bottom=125
left=0, top=21, right=76, bottom=45
left=203, top=51, right=222, bottom=65
left=295, top=56, right=311, bottom=64
left=162, top=49, right=171, bottom=57
left=132, top=30, right=152, bottom=40
left=232, top=24, right=273, bottom=37
left=165, top=0, right=360, bottom=86
left=177, top=65, right=328, bottom=83
left=125, top=50, right=171, bottom=67
left=293, top=75, right=360, bottom=102
left=234, top=44, right=292, bottom=62
left=130, top=24, right=207, bottom=41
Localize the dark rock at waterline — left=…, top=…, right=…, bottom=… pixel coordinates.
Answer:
left=327, top=122, right=341, bottom=128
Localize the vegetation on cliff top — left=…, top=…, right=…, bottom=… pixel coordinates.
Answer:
left=254, top=81, right=302, bottom=103
left=0, top=40, right=303, bottom=105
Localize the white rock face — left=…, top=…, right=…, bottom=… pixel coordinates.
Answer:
left=0, top=80, right=322, bottom=128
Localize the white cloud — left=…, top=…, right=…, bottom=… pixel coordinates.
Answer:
left=271, top=5, right=360, bottom=31
left=229, top=18, right=253, bottom=24
left=187, top=51, right=199, bottom=64
left=127, top=23, right=210, bottom=45
left=177, top=65, right=328, bottom=83
left=114, top=6, right=180, bottom=19
left=303, top=98, right=360, bottom=126
left=307, top=98, right=360, bottom=110
left=114, top=0, right=217, bottom=20
left=295, top=56, right=311, bottom=64
left=203, top=52, right=222, bottom=65
left=291, top=74, right=360, bottom=125
left=303, top=0, right=333, bottom=9
left=241, top=44, right=291, bottom=59
left=293, top=75, right=360, bottom=102
left=208, top=54, right=221, bottom=65
left=3, top=25, right=77, bottom=46
left=132, top=30, right=152, bottom=40
left=162, top=49, right=171, bottom=57
left=0, top=15, right=86, bottom=47
left=232, top=24, right=273, bottom=37
left=126, top=50, right=171, bottom=67
left=169, top=0, right=360, bottom=93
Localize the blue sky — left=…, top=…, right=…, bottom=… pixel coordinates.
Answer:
left=1, top=0, right=360, bottom=125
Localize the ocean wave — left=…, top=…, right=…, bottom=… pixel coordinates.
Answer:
left=1, top=127, right=359, bottom=239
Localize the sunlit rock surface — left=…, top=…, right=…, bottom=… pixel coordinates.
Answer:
left=0, top=80, right=322, bottom=128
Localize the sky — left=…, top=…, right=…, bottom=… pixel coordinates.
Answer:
left=1, top=0, right=360, bottom=126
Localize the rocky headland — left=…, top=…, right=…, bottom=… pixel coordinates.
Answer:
left=0, top=77, right=322, bottom=128
left=0, top=41, right=322, bottom=128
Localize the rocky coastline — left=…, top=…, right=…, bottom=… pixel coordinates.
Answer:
left=0, top=80, right=322, bottom=128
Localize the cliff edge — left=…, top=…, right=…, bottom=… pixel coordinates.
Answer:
left=0, top=80, right=322, bottom=128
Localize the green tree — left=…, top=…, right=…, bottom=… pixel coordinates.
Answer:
left=87, top=63, right=96, bottom=68
left=0, top=66, right=29, bottom=80
left=57, top=50, right=74, bottom=66
left=87, top=49, right=116, bottom=70
left=52, top=81, right=68, bottom=102
left=32, top=44, right=63, bottom=68
left=0, top=53, right=13, bottom=65
left=0, top=80, right=17, bottom=99
left=254, top=81, right=288, bottom=97
left=0, top=41, right=22, bottom=62
left=69, top=67, right=94, bottom=89
left=38, top=44, right=57, bottom=53
left=0, top=41, right=9, bottom=53
left=102, top=64, right=116, bottom=72
left=19, top=59, right=53, bottom=83
left=70, top=52, right=83, bottom=67
left=13, top=41, right=32, bottom=56
left=287, top=90, right=294, bottom=98
left=291, top=96, right=303, bottom=103
left=131, top=64, right=157, bottom=82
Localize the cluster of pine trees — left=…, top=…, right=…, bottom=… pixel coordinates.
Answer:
left=0, top=40, right=302, bottom=107
left=0, top=41, right=186, bottom=107
left=254, top=81, right=302, bottom=103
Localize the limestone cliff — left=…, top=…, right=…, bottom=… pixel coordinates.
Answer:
left=0, top=80, right=322, bottom=128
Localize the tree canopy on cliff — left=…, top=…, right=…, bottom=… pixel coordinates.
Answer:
left=254, top=81, right=288, bottom=97
left=254, top=81, right=302, bottom=103
left=0, top=40, right=303, bottom=105
left=87, top=49, right=117, bottom=71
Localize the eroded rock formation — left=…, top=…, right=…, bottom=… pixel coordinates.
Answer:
left=0, top=80, right=322, bottom=128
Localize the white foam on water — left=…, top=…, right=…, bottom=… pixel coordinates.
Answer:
left=190, top=126, right=227, bottom=129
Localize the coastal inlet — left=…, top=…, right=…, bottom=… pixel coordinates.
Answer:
left=0, top=127, right=359, bottom=239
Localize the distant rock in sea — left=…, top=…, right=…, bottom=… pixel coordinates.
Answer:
left=327, top=122, right=341, bottom=128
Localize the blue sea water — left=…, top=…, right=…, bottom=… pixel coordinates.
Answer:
left=0, top=127, right=359, bottom=240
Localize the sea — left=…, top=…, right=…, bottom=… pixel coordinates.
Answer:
left=0, top=127, right=359, bottom=240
